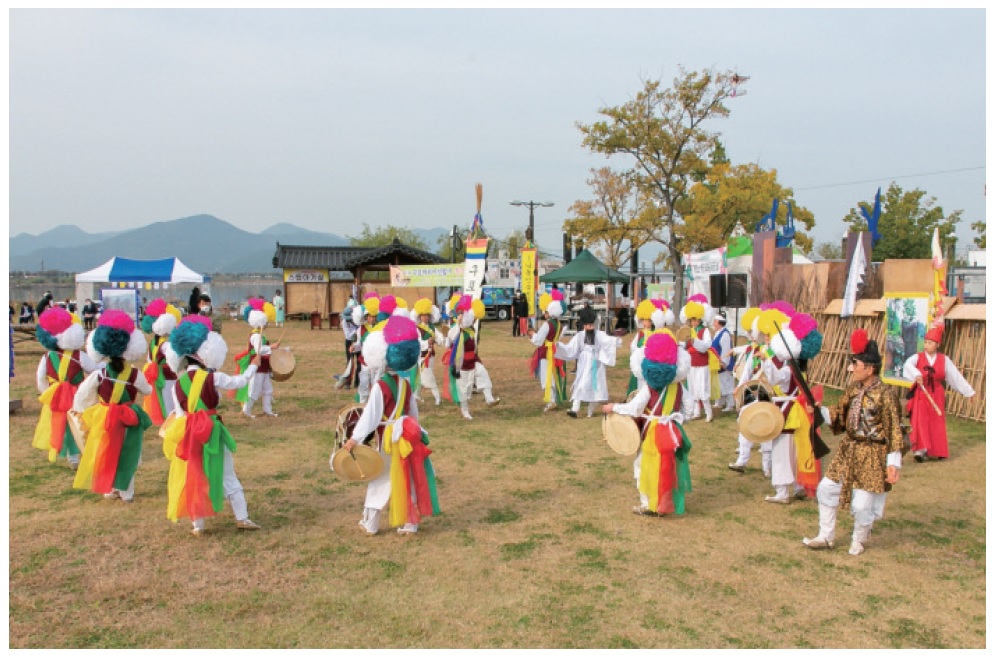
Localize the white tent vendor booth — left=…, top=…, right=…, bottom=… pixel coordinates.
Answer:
left=75, top=257, right=209, bottom=321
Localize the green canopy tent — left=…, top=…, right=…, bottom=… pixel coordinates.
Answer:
left=539, top=249, right=628, bottom=330
left=540, top=249, right=629, bottom=284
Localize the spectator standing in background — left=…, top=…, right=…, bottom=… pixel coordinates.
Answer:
left=273, top=290, right=285, bottom=327
left=82, top=299, right=98, bottom=330
left=20, top=302, right=36, bottom=324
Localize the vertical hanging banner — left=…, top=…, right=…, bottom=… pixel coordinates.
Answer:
left=521, top=246, right=537, bottom=316
left=462, top=238, right=488, bottom=299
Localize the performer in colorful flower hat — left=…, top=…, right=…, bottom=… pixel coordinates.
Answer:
left=161, top=316, right=263, bottom=536
left=72, top=310, right=153, bottom=503
left=803, top=329, right=903, bottom=556
left=603, top=332, right=693, bottom=517
left=234, top=298, right=280, bottom=418
left=626, top=300, right=658, bottom=396
left=679, top=295, right=714, bottom=422
left=413, top=298, right=444, bottom=406
left=556, top=305, right=621, bottom=418
left=353, top=294, right=381, bottom=403
left=446, top=294, right=501, bottom=420
left=341, top=315, right=441, bottom=536
left=728, top=307, right=772, bottom=476
left=902, top=326, right=975, bottom=462
left=529, top=290, right=568, bottom=412
left=140, top=298, right=183, bottom=426
left=32, top=307, right=99, bottom=469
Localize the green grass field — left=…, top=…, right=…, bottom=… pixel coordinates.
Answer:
left=7, top=320, right=986, bottom=648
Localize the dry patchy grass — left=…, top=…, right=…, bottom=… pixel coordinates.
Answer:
left=8, top=320, right=986, bottom=648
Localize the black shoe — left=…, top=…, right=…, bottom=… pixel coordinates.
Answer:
left=566, top=410, right=578, bottom=418
left=913, top=450, right=926, bottom=463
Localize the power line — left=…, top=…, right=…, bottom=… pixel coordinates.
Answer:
left=795, top=166, right=985, bottom=191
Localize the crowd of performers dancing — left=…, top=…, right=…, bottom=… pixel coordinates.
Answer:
left=27, top=287, right=974, bottom=553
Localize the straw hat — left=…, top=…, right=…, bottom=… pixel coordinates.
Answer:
left=737, top=402, right=784, bottom=444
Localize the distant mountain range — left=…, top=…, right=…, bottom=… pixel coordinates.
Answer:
left=9, top=215, right=449, bottom=274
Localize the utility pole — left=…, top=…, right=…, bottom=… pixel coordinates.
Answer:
left=509, top=200, right=554, bottom=244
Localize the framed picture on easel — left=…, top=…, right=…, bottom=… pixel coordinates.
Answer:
left=882, top=292, right=930, bottom=387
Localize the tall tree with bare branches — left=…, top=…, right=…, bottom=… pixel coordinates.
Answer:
left=563, top=167, right=660, bottom=269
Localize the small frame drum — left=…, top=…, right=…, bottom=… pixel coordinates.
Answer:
left=675, top=325, right=692, bottom=343
left=734, top=376, right=776, bottom=412
left=603, top=413, right=641, bottom=456
left=68, top=411, right=87, bottom=452
left=270, top=349, right=296, bottom=382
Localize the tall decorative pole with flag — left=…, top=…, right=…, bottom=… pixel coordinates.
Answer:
left=462, top=183, right=489, bottom=301
left=929, top=227, right=948, bottom=327
left=841, top=234, right=868, bottom=318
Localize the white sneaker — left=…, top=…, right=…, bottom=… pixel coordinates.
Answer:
left=486, top=398, right=502, bottom=407
left=103, top=491, right=120, bottom=500
left=848, top=541, right=865, bottom=556
left=264, top=412, right=279, bottom=417
left=462, top=412, right=473, bottom=420
left=802, top=536, right=834, bottom=550
left=434, top=397, right=441, bottom=406
left=397, top=523, right=419, bottom=535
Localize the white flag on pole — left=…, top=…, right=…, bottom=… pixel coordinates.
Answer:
left=841, top=238, right=867, bottom=318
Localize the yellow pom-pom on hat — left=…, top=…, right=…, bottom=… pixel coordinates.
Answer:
left=636, top=299, right=656, bottom=320
left=740, top=307, right=761, bottom=333
left=683, top=301, right=705, bottom=321
left=448, top=293, right=461, bottom=311
left=538, top=293, right=552, bottom=312
left=262, top=302, right=277, bottom=324
left=395, top=297, right=408, bottom=309
left=757, top=309, right=790, bottom=338
left=364, top=297, right=380, bottom=316
left=70, top=312, right=81, bottom=324
left=471, top=299, right=486, bottom=320
left=166, top=303, right=183, bottom=323
left=413, top=298, right=433, bottom=316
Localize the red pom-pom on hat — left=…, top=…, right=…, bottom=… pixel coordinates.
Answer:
left=850, top=329, right=869, bottom=355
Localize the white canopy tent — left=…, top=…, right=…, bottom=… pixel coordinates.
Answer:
left=74, top=257, right=209, bottom=321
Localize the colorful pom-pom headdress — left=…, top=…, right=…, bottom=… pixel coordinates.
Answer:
left=87, top=309, right=146, bottom=363
left=641, top=332, right=679, bottom=391
left=36, top=306, right=85, bottom=352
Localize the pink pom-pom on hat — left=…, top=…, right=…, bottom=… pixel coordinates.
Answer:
left=248, top=298, right=264, bottom=312
left=379, top=295, right=397, bottom=315
left=688, top=294, right=708, bottom=304
left=456, top=294, right=473, bottom=313
left=767, top=300, right=795, bottom=316
left=550, top=289, right=564, bottom=302
left=383, top=315, right=418, bottom=344
left=789, top=313, right=817, bottom=340
left=644, top=332, right=678, bottom=365
left=98, top=309, right=135, bottom=333
left=183, top=314, right=214, bottom=331
left=39, top=306, right=73, bottom=336
left=363, top=291, right=379, bottom=301
left=146, top=298, right=167, bottom=318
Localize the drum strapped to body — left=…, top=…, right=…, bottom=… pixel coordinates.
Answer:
left=270, top=348, right=296, bottom=382
left=675, top=325, right=692, bottom=343
left=734, top=375, right=775, bottom=412
left=334, top=403, right=367, bottom=453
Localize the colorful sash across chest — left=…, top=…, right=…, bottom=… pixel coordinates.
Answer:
left=163, top=369, right=237, bottom=522
left=234, top=332, right=268, bottom=403
left=32, top=351, right=85, bottom=462
left=380, top=375, right=441, bottom=528
left=637, top=388, right=692, bottom=515
left=73, top=365, right=151, bottom=495
left=530, top=320, right=567, bottom=404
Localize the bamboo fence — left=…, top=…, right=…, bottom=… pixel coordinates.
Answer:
left=809, top=297, right=985, bottom=423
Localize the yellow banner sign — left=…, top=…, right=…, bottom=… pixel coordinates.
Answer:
left=521, top=247, right=537, bottom=316
left=389, top=263, right=464, bottom=287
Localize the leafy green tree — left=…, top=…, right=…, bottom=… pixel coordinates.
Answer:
left=679, top=162, right=816, bottom=253
left=842, top=183, right=961, bottom=262
left=577, top=67, right=738, bottom=306
left=564, top=167, right=659, bottom=269
left=349, top=223, right=428, bottom=250
left=815, top=242, right=843, bottom=260
left=971, top=220, right=986, bottom=249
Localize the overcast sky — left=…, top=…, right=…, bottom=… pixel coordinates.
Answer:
left=9, top=8, right=988, bottom=257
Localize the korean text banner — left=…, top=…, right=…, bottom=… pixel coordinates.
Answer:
left=462, top=238, right=488, bottom=299
left=521, top=247, right=537, bottom=316
left=388, top=264, right=464, bottom=287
